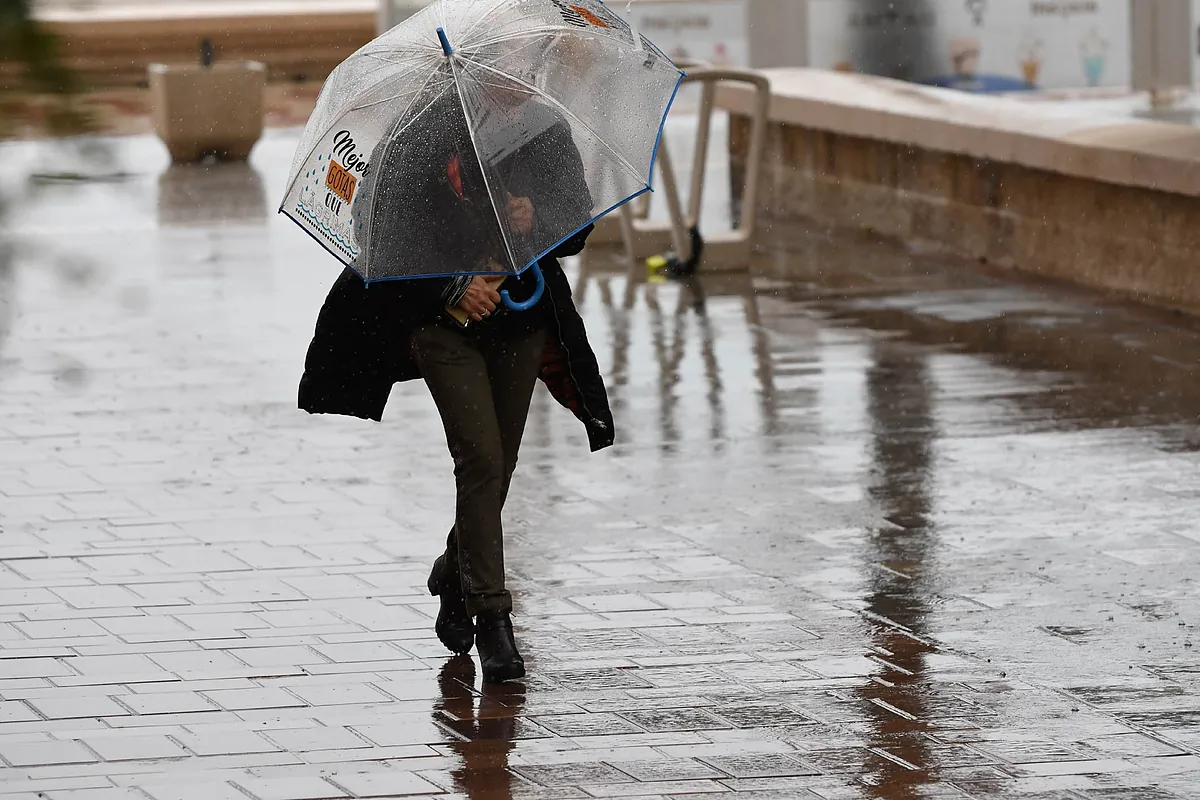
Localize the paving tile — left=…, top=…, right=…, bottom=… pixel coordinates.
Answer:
left=619, top=708, right=733, bottom=733
left=0, top=739, right=100, bottom=767
left=63, top=654, right=173, bottom=681
left=700, top=753, right=821, bottom=779
left=82, top=734, right=188, bottom=761
left=712, top=702, right=816, bottom=729
left=115, top=692, right=219, bottom=715
left=137, top=782, right=249, bottom=800
left=51, top=586, right=143, bottom=610
left=253, top=609, right=346, bottom=629
left=569, top=595, right=665, bottom=613
left=105, top=710, right=235, bottom=729
left=225, top=646, right=325, bottom=668
left=232, top=777, right=347, bottom=799
left=96, top=616, right=191, bottom=638
left=263, top=726, right=371, bottom=752
left=0, top=700, right=41, bottom=722
left=284, top=683, right=394, bottom=707
left=533, top=712, right=644, bottom=738
left=645, top=592, right=733, bottom=610
left=1081, top=734, right=1187, bottom=758
left=510, top=746, right=664, bottom=768
left=613, top=759, right=727, bottom=782
left=0, top=587, right=61, bottom=606
left=350, top=720, right=458, bottom=747
left=176, top=612, right=268, bottom=632
left=311, top=642, right=410, bottom=663
left=146, top=650, right=277, bottom=679
left=44, top=789, right=149, bottom=800
left=14, top=618, right=108, bottom=638
left=1002, top=758, right=1141, bottom=777
left=325, top=770, right=444, bottom=797
left=301, top=743, right=441, bottom=764
left=26, top=695, right=130, bottom=720
left=174, top=731, right=280, bottom=756
left=513, top=762, right=635, bottom=786
left=581, top=780, right=728, bottom=797
left=202, top=687, right=308, bottom=711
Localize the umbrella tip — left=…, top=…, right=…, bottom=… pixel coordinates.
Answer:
left=437, top=27, right=453, bottom=57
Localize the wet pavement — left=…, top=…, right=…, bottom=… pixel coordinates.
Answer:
left=2, top=128, right=1200, bottom=799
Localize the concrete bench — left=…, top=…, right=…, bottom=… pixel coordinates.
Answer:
left=715, top=69, right=1200, bottom=314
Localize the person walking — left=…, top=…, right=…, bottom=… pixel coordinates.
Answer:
left=297, top=84, right=615, bottom=683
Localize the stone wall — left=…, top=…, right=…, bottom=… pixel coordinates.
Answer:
left=721, top=70, right=1200, bottom=315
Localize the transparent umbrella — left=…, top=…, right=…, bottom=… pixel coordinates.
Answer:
left=280, top=0, right=683, bottom=309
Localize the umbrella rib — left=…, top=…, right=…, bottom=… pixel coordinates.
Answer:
left=462, top=8, right=649, bottom=56
left=279, top=60, right=434, bottom=204
left=363, top=81, right=458, bottom=280
left=462, top=24, right=584, bottom=52
left=358, top=49, right=439, bottom=67
left=454, top=54, right=650, bottom=191
left=454, top=0, right=524, bottom=43
left=447, top=56, right=521, bottom=274
left=341, top=82, right=433, bottom=117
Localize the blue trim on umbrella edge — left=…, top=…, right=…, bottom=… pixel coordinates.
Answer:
left=279, top=186, right=657, bottom=285
left=647, top=70, right=687, bottom=189
left=277, top=184, right=653, bottom=284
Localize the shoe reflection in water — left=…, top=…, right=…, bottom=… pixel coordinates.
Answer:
left=434, top=656, right=525, bottom=799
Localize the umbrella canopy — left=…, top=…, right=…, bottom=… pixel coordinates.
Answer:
left=280, top=0, right=683, bottom=288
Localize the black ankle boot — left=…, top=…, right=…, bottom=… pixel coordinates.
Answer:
left=475, top=611, right=525, bottom=683
left=427, top=554, right=474, bottom=655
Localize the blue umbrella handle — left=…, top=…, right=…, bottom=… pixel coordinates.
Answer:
left=501, top=263, right=544, bottom=311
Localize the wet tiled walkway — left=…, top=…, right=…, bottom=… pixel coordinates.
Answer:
left=2, top=132, right=1200, bottom=798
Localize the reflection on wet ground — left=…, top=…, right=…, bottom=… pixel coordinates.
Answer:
left=1, top=132, right=1199, bottom=798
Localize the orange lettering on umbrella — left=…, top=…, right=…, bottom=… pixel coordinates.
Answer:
left=569, top=4, right=610, bottom=28
left=325, top=160, right=358, bottom=203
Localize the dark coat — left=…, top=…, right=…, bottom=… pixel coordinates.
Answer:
left=297, top=94, right=615, bottom=452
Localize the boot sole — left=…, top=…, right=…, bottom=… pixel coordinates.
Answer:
left=481, top=661, right=526, bottom=683
left=435, top=607, right=475, bottom=655
left=437, top=614, right=475, bottom=655
left=440, top=639, right=474, bottom=656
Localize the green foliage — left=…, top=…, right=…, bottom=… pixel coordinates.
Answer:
left=0, top=0, right=90, bottom=136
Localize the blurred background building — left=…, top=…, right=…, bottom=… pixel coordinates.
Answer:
left=27, top=0, right=1200, bottom=95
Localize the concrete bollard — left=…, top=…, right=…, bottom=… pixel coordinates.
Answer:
left=148, top=59, right=266, bottom=163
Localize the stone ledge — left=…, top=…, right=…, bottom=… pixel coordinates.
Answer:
left=715, top=68, right=1200, bottom=200
left=717, top=68, right=1200, bottom=315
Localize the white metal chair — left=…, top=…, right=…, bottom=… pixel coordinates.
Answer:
left=592, top=66, right=771, bottom=273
